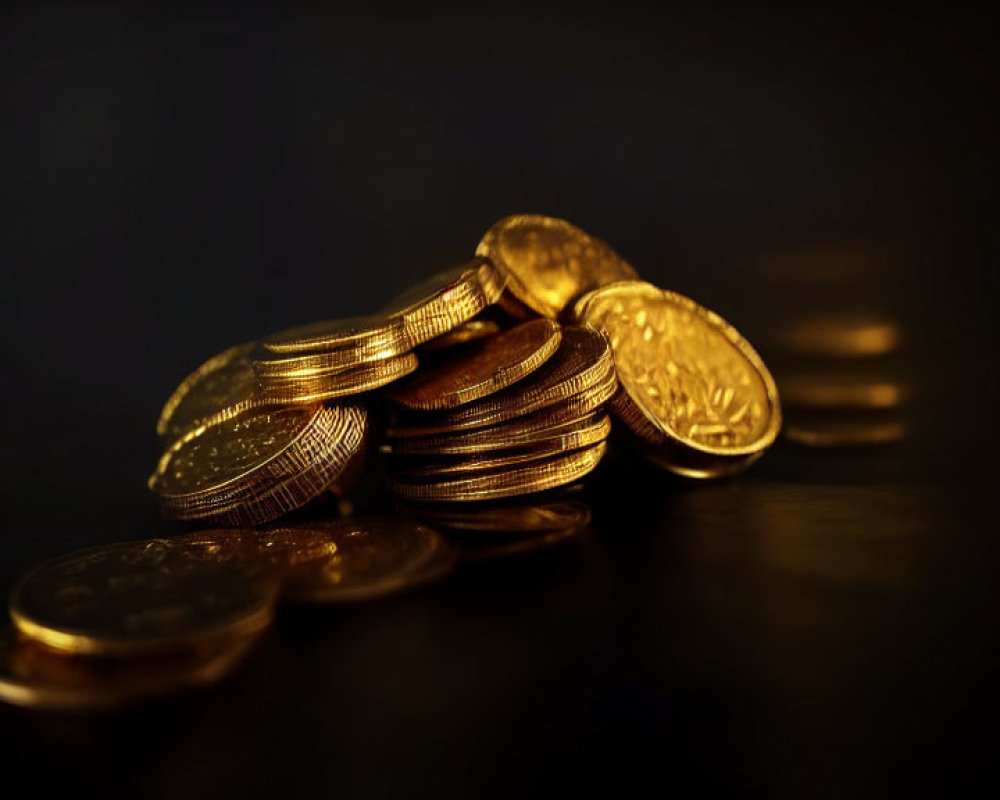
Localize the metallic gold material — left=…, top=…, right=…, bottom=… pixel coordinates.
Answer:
left=0, top=628, right=261, bottom=711
left=476, top=214, right=638, bottom=318
left=784, top=418, right=907, bottom=447
left=777, top=375, right=904, bottom=409
left=181, top=519, right=456, bottom=603
left=776, top=316, right=900, bottom=358
left=156, top=342, right=263, bottom=442
left=256, top=352, right=417, bottom=405
left=380, top=259, right=505, bottom=346
left=9, top=539, right=279, bottom=656
left=575, top=281, right=780, bottom=476
left=389, top=442, right=607, bottom=502
left=260, top=315, right=410, bottom=357
left=388, top=319, right=561, bottom=410
left=419, top=319, right=500, bottom=352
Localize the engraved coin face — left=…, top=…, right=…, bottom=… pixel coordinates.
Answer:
left=476, top=215, right=638, bottom=318
left=182, top=518, right=456, bottom=603
left=388, top=319, right=562, bottom=410
left=576, top=281, right=781, bottom=456
left=156, top=342, right=262, bottom=442
left=9, top=539, right=279, bottom=656
left=0, top=627, right=260, bottom=711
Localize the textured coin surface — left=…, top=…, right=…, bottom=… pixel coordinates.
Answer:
left=0, top=627, right=260, bottom=711
left=576, top=281, right=781, bottom=460
left=388, top=319, right=562, bottom=410
left=157, top=343, right=262, bottom=442
left=380, top=259, right=505, bottom=346
left=259, top=315, right=410, bottom=356
left=257, top=352, right=418, bottom=405
left=182, top=519, right=455, bottom=603
left=419, top=319, right=501, bottom=352
left=476, top=214, right=638, bottom=318
left=389, top=442, right=607, bottom=502
left=9, top=539, right=279, bottom=656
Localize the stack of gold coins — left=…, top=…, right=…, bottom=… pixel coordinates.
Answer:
left=383, top=321, right=617, bottom=502
left=148, top=260, right=506, bottom=524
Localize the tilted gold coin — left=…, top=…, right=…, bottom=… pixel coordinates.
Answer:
left=575, top=281, right=781, bottom=475
left=775, top=316, right=900, bottom=358
left=0, top=627, right=261, bottom=712
left=256, top=352, right=417, bottom=405
left=259, top=314, right=410, bottom=357
left=476, top=214, right=638, bottom=318
left=180, top=518, right=456, bottom=603
left=9, top=539, right=279, bottom=656
left=418, top=319, right=501, bottom=352
left=397, top=498, right=591, bottom=534
left=156, top=342, right=263, bottom=443
left=387, top=319, right=562, bottom=410
left=783, top=417, right=907, bottom=448
left=389, top=442, right=607, bottom=502
left=460, top=527, right=582, bottom=562
left=379, top=258, right=506, bottom=346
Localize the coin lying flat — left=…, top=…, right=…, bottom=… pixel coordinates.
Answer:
left=419, top=319, right=501, bottom=352
left=256, top=352, right=417, bottom=405
left=389, top=442, right=607, bottom=502
left=156, top=342, right=263, bottom=443
left=0, top=627, right=261, bottom=711
left=259, top=315, right=411, bottom=357
left=9, top=539, right=280, bottom=656
left=476, top=214, right=638, bottom=318
left=180, top=519, right=456, bottom=603
left=380, top=259, right=506, bottom=347
left=388, top=319, right=562, bottom=410
left=774, top=316, right=900, bottom=358
left=783, top=417, right=907, bottom=447
left=398, top=498, right=591, bottom=534
left=575, top=281, right=781, bottom=476
left=460, top=527, right=582, bottom=562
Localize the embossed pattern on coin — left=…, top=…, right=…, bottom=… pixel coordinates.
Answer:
left=9, top=539, right=279, bottom=656
left=476, top=215, right=638, bottom=318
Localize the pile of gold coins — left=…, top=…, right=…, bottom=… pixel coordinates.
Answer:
left=0, top=214, right=782, bottom=711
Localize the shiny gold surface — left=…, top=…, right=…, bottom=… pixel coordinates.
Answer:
left=257, top=352, right=418, bottom=404
left=419, top=319, right=501, bottom=352
left=460, top=527, right=581, bottom=561
left=776, top=316, right=900, bottom=358
left=778, top=375, right=904, bottom=409
left=0, top=628, right=261, bottom=711
left=156, top=342, right=263, bottom=442
left=9, top=539, right=279, bottom=656
left=389, top=442, right=607, bottom=502
left=576, top=281, right=781, bottom=458
left=476, top=214, right=638, bottom=318
left=388, top=319, right=561, bottom=410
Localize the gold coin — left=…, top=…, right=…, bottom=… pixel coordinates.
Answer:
left=476, top=214, right=638, bottom=318
left=256, top=352, right=417, bottom=404
left=397, top=498, right=591, bottom=534
left=575, top=281, right=781, bottom=474
left=259, top=314, right=410, bottom=356
left=9, top=539, right=279, bottom=656
left=775, top=316, right=900, bottom=358
left=391, top=413, right=611, bottom=466
left=777, top=375, right=904, bottom=409
left=389, top=442, right=607, bottom=502
left=418, top=319, right=501, bottom=352
left=434, top=325, right=614, bottom=429
left=181, top=518, right=456, bottom=603
left=380, top=258, right=505, bottom=346
left=783, top=418, right=907, bottom=447
left=387, top=319, right=561, bottom=410
left=460, top=528, right=581, bottom=562
left=156, top=342, right=263, bottom=442
left=0, top=628, right=261, bottom=712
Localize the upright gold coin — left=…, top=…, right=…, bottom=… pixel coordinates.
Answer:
left=476, top=214, right=638, bottom=318
left=0, top=627, right=261, bottom=711
left=379, top=258, right=506, bottom=346
left=181, top=519, right=456, bottom=603
left=390, top=442, right=607, bottom=502
left=156, top=342, right=263, bottom=442
left=388, top=319, right=561, bottom=410
left=575, top=281, right=781, bottom=474
left=9, top=539, right=279, bottom=656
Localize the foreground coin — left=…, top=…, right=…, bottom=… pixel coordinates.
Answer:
left=181, top=518, right=456, bottom=603
left=388, top=319, right=562, bottom=410
left=390, top=442, right=607, bottom=502
left=575, top=281, right=781, bottom=477
left=380, top=259, right=506, bottom=346
left=157, top=342, right=262, bottom=443
left=0, top=628, right=260, bottom=712
left=476, top=214, right=638, bottom=318
left=9, top=539, right=279, bottom=656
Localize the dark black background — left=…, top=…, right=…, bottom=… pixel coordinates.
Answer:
left=1, top=3, right=997, bottom=797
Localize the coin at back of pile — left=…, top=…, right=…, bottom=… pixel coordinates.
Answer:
left=9, top=539, right=280, bottom=656
left=476, top=214, right=638, bottom=318
left=419, top=319, right=501, bottom=352
left=388, top=319, right=561, bottom=410
left=259, top=314, right=410, bottom=357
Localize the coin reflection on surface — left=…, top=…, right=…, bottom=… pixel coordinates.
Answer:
left=777, top=375, right=905, bottom=409
left=419, top=319, right=501, bottom=352
left=460, top=528, right=581, bottom=562
left=776, top=317, right=900, bottom=358
left=398, top=497, right=591, bottom=534
left=183, top=518, right=457, bottom=603
left=0, top=628, right=260, bottom=712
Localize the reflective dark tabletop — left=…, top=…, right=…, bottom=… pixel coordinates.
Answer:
left=0, top=4, right=995, bottom=796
